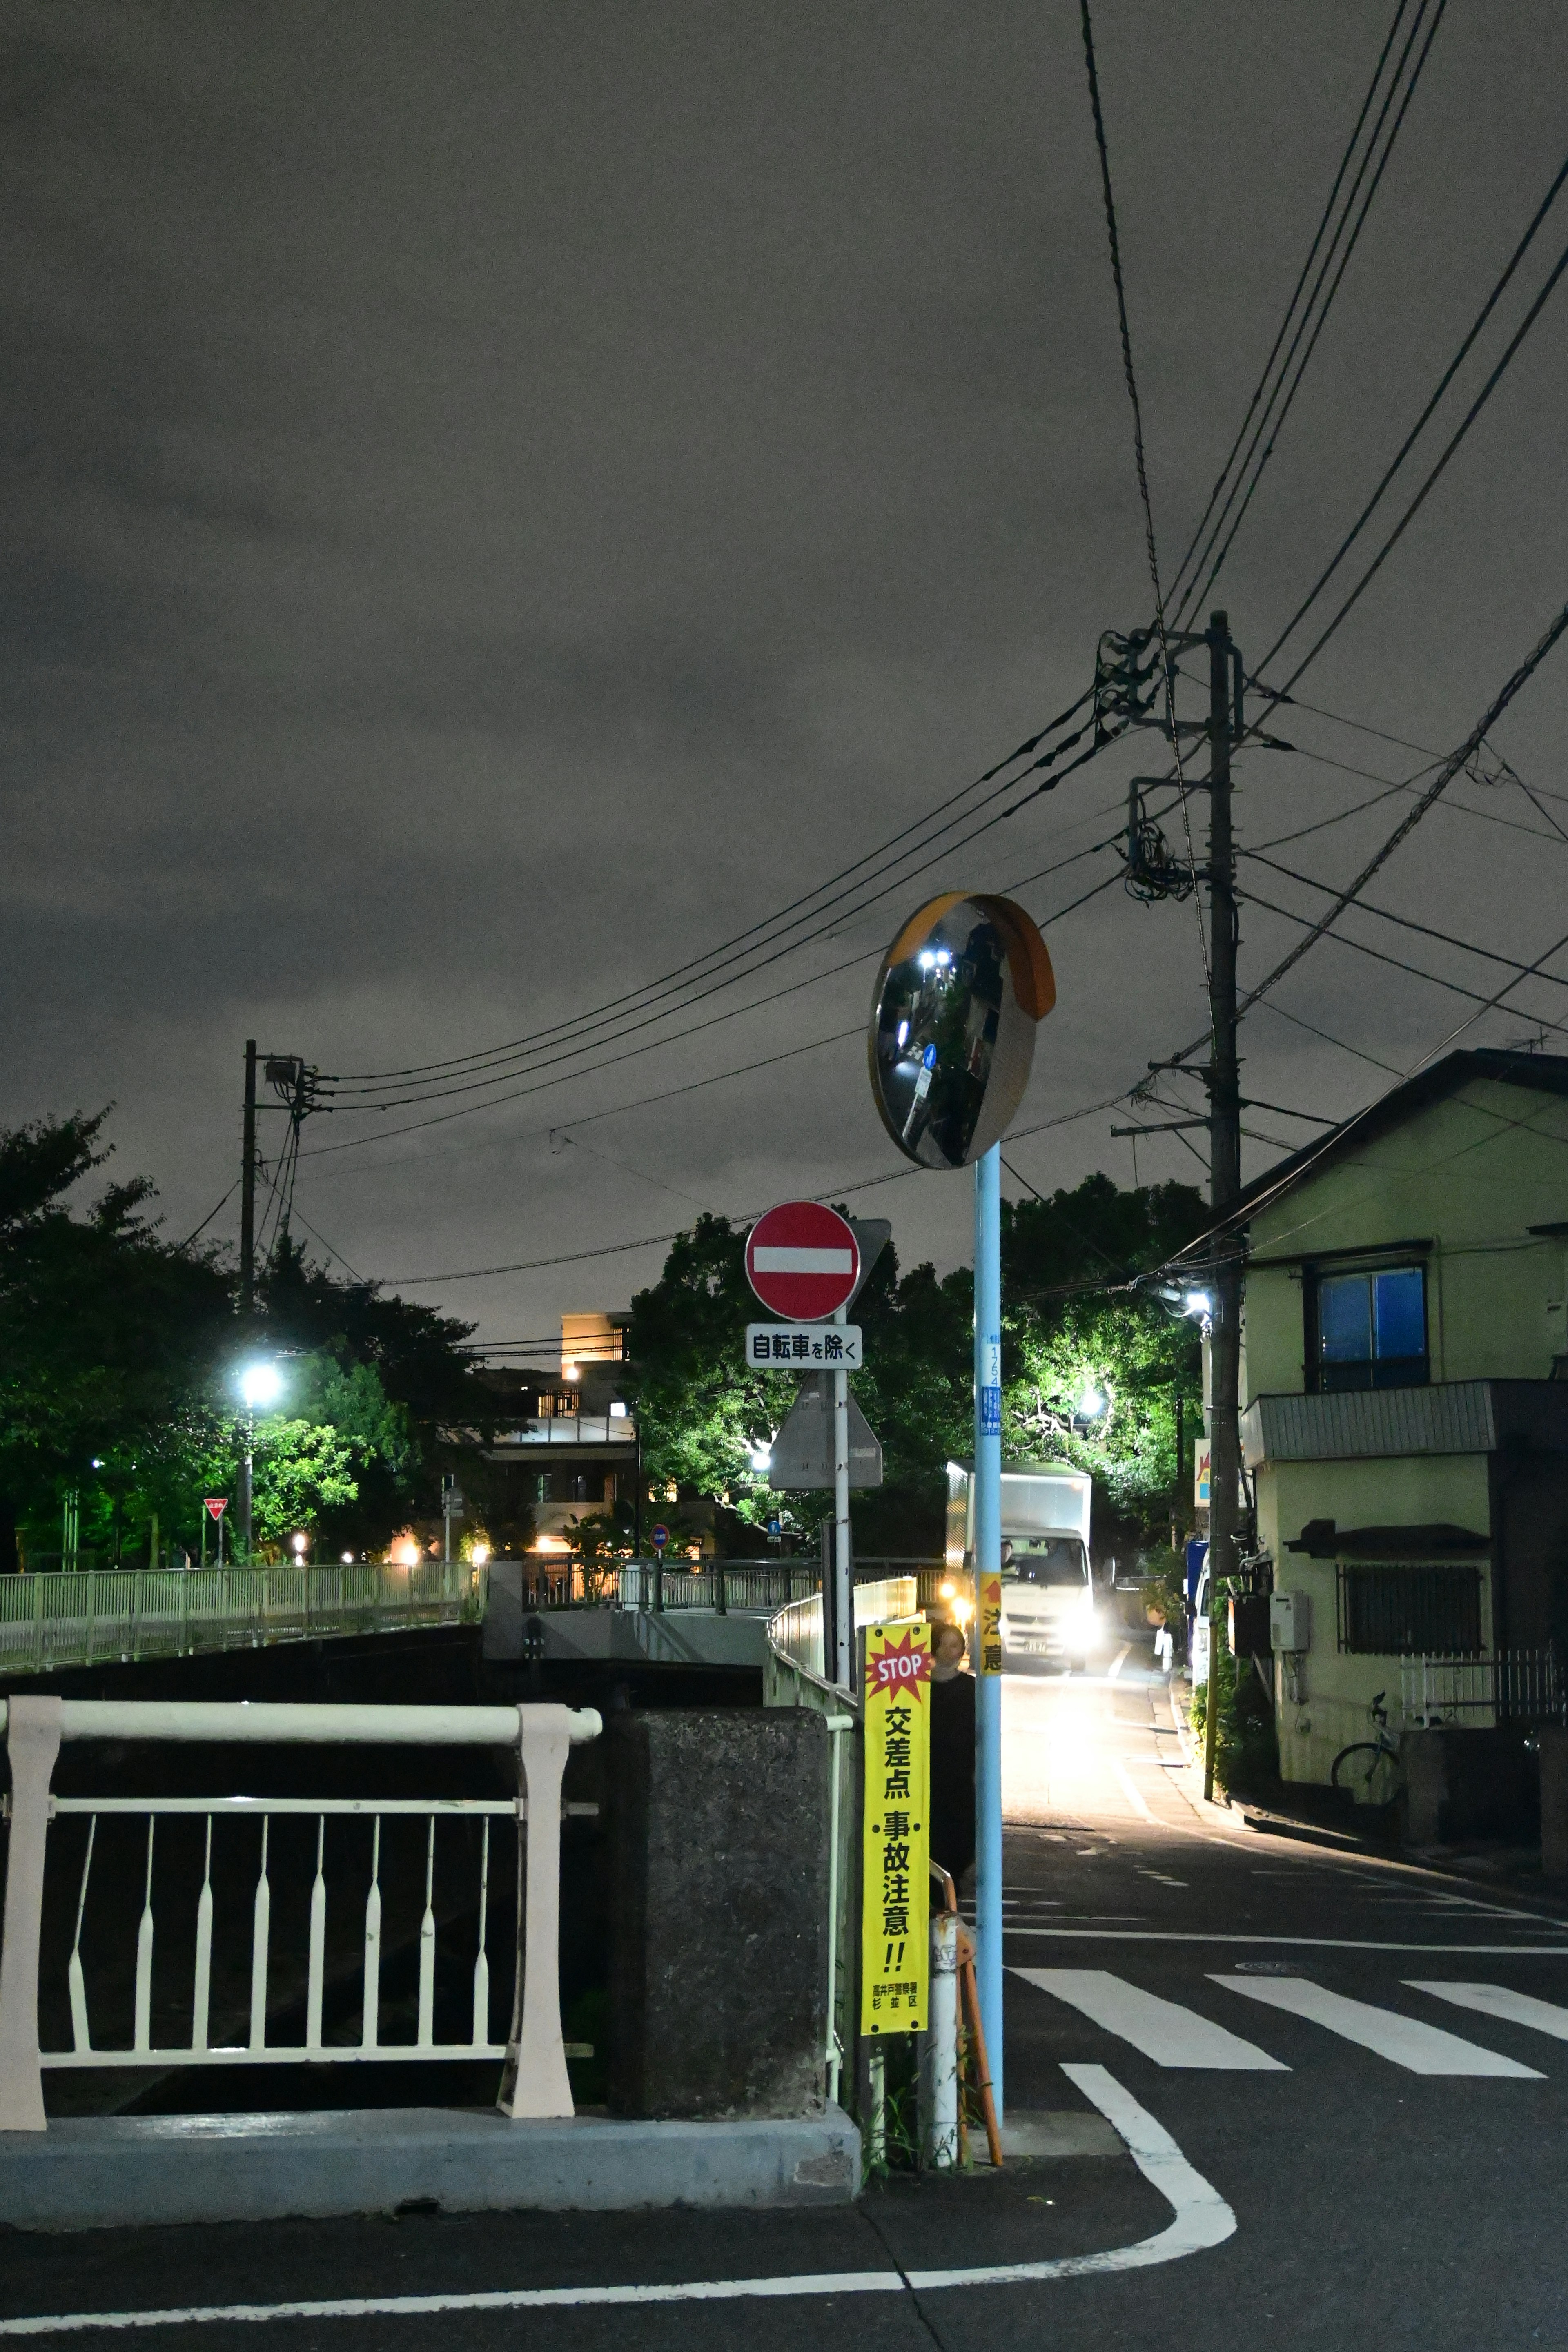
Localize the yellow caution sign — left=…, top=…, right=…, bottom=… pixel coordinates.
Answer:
left=860, top=1620, right=931, bottom=2035
left=978, top=1570, right=1003, bottom=1676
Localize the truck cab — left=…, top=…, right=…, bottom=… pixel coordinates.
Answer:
left=945, top=1459, right=1100, bottom=1671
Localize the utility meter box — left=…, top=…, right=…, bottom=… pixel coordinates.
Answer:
left=1270, top=1592, right=1310, bottom=1653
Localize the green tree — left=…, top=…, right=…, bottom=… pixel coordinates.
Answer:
left=629, top=1213, right=973, bottom=1555
left=1002, top=1173, right=1207, bottom=1552
left=0, top=1112, right=234, bottom=1568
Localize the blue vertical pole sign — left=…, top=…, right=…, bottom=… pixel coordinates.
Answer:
left=973, top=1140, right=1004, bottom=2120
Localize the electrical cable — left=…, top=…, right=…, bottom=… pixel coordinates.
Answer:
left=1177, top=0, right=1448, bottom=622
left=1252, top=998, right=1403, bottom=1076
left=300, top=797, right=1144, bottom=1165
left=316, top=720, right=1135, bottom=1119
left=1242, top=848, right=1568, bottom=991
left=1257, top=142, right=1568, bottom=673
left=1261, top=231, right=1568, bottom=699
left=1167, top=0, right=1414, bottom=607
left=1236, top=884, right=1568, bottom=1037
left=1079, top=0, right=1208, bottom=984
left=321, top=687, right=1099, bottom=1092
left=176, top=1180, right=240, bottom=1252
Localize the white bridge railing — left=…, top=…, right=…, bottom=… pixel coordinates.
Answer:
left=0, top=1559, right=487, bottom=1676
left=0, top=1697, right=599, bottom=2134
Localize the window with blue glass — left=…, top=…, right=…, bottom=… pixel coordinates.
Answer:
left=1312, top=1263, right=1428, bottom=1391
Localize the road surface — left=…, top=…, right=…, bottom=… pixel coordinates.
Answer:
left=6, top=1652, right=1568, bottom=2348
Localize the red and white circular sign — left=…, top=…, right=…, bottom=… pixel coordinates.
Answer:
left=745, top=1200, right=860, bottom=1321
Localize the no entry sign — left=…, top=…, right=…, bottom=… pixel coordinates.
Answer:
left=745, top=1201, right=860, bottom=1321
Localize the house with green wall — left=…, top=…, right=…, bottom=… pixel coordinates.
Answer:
left=1236, top=1049, right=1568, bottom=1794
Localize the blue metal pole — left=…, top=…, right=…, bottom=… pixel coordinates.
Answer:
left=973, top=1142, right=1004, bottom=2120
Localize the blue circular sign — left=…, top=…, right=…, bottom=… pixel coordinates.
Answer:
left=650, top=1524, right=670, bottom=1551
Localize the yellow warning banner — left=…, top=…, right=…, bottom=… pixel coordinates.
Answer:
left=978, top=1570, right=1003, bottom=1675
left=860, top=1620, right=931, bottom=2035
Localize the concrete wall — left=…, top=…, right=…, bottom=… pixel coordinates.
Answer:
left=1261, top=1455, right=1495, bottom=1790
left=608, top=1709, right=830, bottom=2120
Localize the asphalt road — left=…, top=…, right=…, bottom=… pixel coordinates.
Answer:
left=6, top=1655, right=1568, bottom=2349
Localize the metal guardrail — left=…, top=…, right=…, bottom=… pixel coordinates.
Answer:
left=766, top=1576, right=921, bottom=1689
left=0, top=1697, right=599, bottom=2134
left=0, top=1561, right=487, bottom=1677
left=1400, top=1648, right=1568, bottom=1727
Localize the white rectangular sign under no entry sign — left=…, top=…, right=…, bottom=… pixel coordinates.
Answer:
left=745, top=1323, right=862, bottom=1369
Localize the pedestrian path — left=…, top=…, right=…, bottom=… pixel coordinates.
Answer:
left=1013, top=1965, right=1568, bottom=2078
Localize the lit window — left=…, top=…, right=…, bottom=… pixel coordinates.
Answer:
left=1313, top=1264, right=1427, bottom=1392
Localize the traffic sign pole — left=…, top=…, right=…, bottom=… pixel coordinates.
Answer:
left=973, top=1142, right=1004, bottom=2122
left=832, top=1304, right=851, bottom=1689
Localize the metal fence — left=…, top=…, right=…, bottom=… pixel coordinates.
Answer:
left=0, top=1560, right=486, bottom=1677
left=0, top=1696, right=599, bottom=2133
left=1400, top=1648, right=1568, bottom=1727
left=767, top=1576, right=920, bottom=1687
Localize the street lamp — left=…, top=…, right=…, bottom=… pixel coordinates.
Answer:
left=236, top=1359, right=283, bottom=1562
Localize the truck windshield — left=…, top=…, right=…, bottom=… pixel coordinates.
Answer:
left=1004, top=1541, right=1087, bottom=1587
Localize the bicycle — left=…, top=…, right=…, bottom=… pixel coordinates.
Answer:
left=1330, top=1690, right=1403, bottom=1808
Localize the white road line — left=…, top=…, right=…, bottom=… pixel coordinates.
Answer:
left=1116, top=1765, right=1157, bottom=1825
left=1211, top=1975, right=1544, bottom=2077
left=1408, top=1980, right=1568, bottom=2042
left=1013, top=1966, right=1287, bottom=2070
left=0, top=2071, right=1234, bottom=2334
left=906, top=2063, right=1236, bottom=2286
left=1004, top=1929, right=1568, bottom=1953
left=1108, top=1644, right=1130, bottom=1680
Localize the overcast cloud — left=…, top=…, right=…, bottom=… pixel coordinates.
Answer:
left=5, top=1, right=1568, bottom=1351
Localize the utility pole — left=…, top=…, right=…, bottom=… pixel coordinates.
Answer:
left=1203, top=610, right=1242, bottom=1805
left=240, top=1040, right=258, bottom=1316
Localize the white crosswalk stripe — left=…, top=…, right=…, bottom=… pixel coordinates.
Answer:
left=1408, top=1980, right=1568, bottom=2042
left=1211, top=1974, right=1544, bottom=2077
left=1011, top=1967, right=1288, bottom=2070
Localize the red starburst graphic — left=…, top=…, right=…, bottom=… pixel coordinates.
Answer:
left=868, top=1626, right=931, bottom=1701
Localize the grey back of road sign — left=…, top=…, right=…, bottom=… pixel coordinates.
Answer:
left=768, top=1372, right=883, bottom=1490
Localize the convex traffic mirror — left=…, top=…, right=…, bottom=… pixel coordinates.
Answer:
left=868, top=893, right=1055, bottom=1169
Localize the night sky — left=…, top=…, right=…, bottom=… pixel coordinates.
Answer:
left=7, top=2, right=1568, bottom=1355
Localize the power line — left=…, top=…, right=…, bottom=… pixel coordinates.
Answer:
left=1242, top=847, right=1568, bottom=991
left=1259, top=143, right=1568, bottom=675
left=1078, top=0, right=1207, bottom=983
left=1252, top=998, right=1404, bottom=1076
left=1219, top=593, right=1568, bottom=1035
left=298, top=805, right=1141, bottom=1167
left=176, top=1179, right=240, bottom=1251
left=315, top=717, right=1135, bottom=1123
left=1262, top=229, right=1568, bottom=699
left=1185, top=0, right=1457, bottom=626
left=321, top=689, right=1102, bottom=1096
left=1167, top=0, right=1414, bottom=608
left=1237, top=884, right=1568, bottom=1038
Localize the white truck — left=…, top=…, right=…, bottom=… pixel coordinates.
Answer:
left=944, top=1458, right=1100, bottom=1671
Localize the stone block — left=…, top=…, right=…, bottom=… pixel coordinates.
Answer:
left=609, top=1709, right=830, bottom=2120
left=1540, top=1725, right=1568, bottom=1878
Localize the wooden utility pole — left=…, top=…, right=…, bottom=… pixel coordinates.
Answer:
left=1203, top=610, right=1242, bottom=1804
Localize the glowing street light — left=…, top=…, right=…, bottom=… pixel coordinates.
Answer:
left=235, top=1358, right=285, bottom=1561
left=238, top=1361, right=283, bottom=1411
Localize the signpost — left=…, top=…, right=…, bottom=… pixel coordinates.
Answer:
left=746, top=1200, right=871, bottom=1689
left=867, top=891, right=1056, bottom=2127
left=745, top=1323, right=862, bottom=1369
left=203, top=1496, right=227, bottom=1569
left=744, top=1201, right=860, bottom=1319
left=766, top=1374, right=882, bottom=1490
